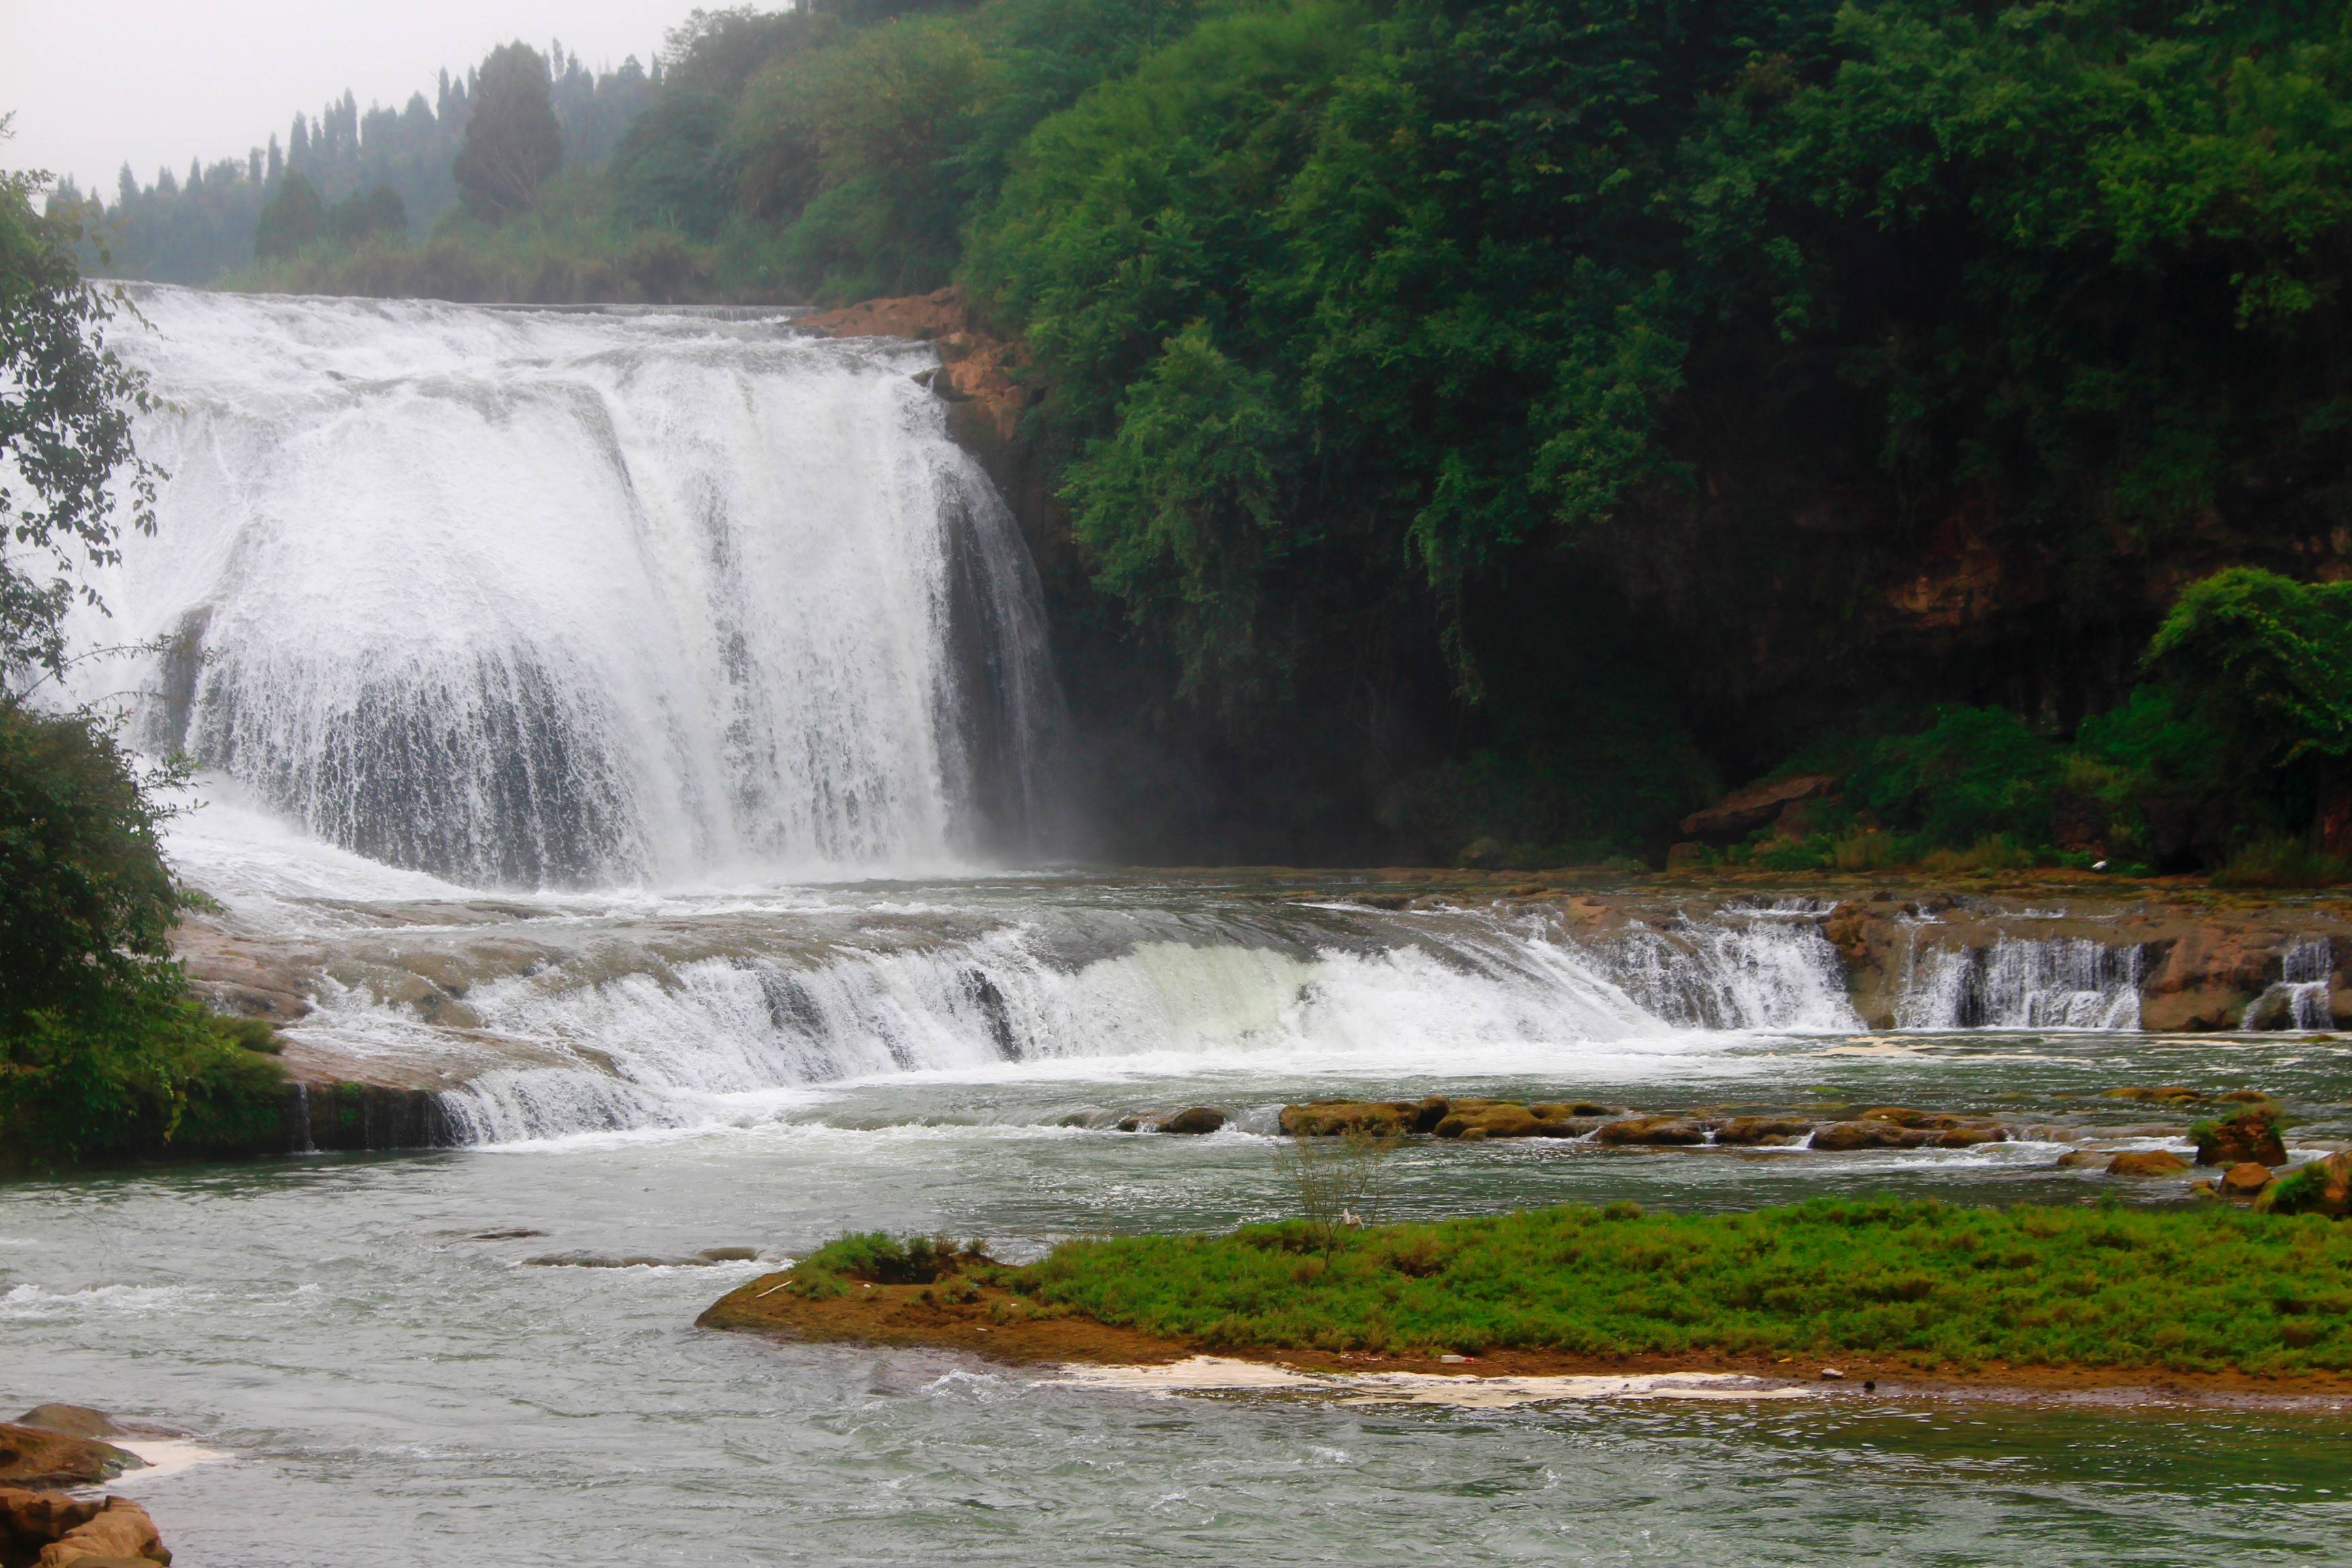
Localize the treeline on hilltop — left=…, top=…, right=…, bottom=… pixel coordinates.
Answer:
left=49, top=42, right=654, bottom=285
left=33, top=0, right=2352, bottom=877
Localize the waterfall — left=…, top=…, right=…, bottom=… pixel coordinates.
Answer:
left=295, top=898, right=1865, bottom=1144
left=73, top=287, right=1058, bottom=885
left=1897, top=935, right=2141, bottom=1029
left=1591, top=904, right=1858, bottom=1032
left=2243, top=938, right=2336, bottom=1030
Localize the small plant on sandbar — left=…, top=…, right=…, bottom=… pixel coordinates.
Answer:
left=1276, top=1127, right=1398, bottom=1253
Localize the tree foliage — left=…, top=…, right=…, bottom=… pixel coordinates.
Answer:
left=0, top=142, right=157, bottom=694
left=454, top=43, right=565, bottom=220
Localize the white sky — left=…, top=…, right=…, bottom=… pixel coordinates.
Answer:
left=1, top=0, right=685, bottom=195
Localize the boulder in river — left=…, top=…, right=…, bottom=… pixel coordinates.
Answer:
left=1594, top=1116, right=1710, bottom=1147
left=2257, top=1150, right=2352, bottom=1218
left=1158, top=1107, right=1226, bottom=1135
left=0, top=1425, right=142, bottom=1488
left=0, top=1487, right=169, bottom=1565
left=2106, top=1149, right=2191, bottom=1177
left=11, top=1408, right=130, bottom=1442
left=2219, top=1162, right=2274, bottom=1198
left=1810, top=1120, right=1930, bottom=1151
left=1712, top=1117, right=1816, bottom=1145
left=1433, top=1102, right=1588, bottom=1139
left=2192, top=1107, right=2288, bottom=1166
left=1278, top=1100, right=1429, bottom=1137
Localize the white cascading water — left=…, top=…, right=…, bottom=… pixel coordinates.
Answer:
left=1897, top=934, right=2142, bottom=1030
left=67, top=289, right=2181, bottom=1145
left=2242, top=938, right=2336, bottom=1030
left=71, top=287, right=1057, bottom=884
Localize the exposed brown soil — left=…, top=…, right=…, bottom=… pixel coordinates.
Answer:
left=700, top=1272, right=2352, bottom=1405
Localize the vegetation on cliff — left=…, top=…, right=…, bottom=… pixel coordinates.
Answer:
left=31, top=0, right=2352, bottom=866
left=734, top=1198, right=2352, bottom=1377
left=0, top=135, right=286, bottom=1173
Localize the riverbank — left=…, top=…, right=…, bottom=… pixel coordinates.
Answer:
left=702, top=1199, right=2352, bottom=1397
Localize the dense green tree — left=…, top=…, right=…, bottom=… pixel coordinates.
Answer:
left=614, top=89, right=742, bottom=236
left=329, top=185, right=408, bottom=244
left=1, top=143, right=157, bottom=691
left=253, top=169, right=327, bottom=259
left=454, top=43, right=564, bottom=220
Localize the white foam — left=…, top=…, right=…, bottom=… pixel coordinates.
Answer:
left=1051, top=1356, right=1814, bottom=1407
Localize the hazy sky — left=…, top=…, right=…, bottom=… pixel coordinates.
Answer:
left=1, top=0, right=684, bottom=194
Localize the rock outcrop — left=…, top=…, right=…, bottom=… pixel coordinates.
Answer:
left=1678, top=774, right=1837, bottom=839
left=2259, top=1150, right=2352, bottom=1218
left=2192, top=1108, right=2289, bottom=1167
left=0, top=1426, right=141, bottom=1490
left=2218, top=1161, right=2275, bottom=1198
left=2106, top=1150, right=2191, bottom=1177
left=0, top=1488, right=170, bottom=1567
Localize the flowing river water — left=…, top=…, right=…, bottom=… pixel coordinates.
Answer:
left=10, top=289, right=2351, bottom=1565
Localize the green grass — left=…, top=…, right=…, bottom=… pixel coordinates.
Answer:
left=810, top=1200, right=2352, bottom=1375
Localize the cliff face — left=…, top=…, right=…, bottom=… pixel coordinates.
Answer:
left=1593, top=468, right=2352, bottom=782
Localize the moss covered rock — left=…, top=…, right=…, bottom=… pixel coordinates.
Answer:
left=2191, top=1107, right=2288, bottom=1166
left=2258, top=1151, right=2352, bottom=1218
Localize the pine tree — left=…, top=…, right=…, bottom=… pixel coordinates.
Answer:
left=451, top=42, right=561, bottom=220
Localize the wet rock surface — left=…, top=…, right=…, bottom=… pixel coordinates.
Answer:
left=0, top=1427, right=141, bottom=1490
left=0, top=1488, right=169, bottom=1567
left=2193, top=1108, right=2290, bottom=1167
left=2260, top=1150, right=2352, bottom=1218
left=2106, top=1150, right=2192, bottom=1177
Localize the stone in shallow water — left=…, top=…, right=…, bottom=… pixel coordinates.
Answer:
left=1810, top=1121, right=1930, bottom=1152
left=1713, top=1117, right=1816, bottom=1146
left=0, top=1424, right=142, bottom=1488
left=2106, top=1149, right=2191, bottom=1178
left=1595, top=1116, right=1710, bottom=1147
left=1158, top=1107, right=1227, bottom=1135
left=2219, top=1162, right=2274, bottom=1198
left=0, top=1488, right=169, bottom=1565
left=2193, top=1108, right=2287, bottom=1167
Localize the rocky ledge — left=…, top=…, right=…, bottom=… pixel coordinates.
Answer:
left=0, top=1407, right=174, bottom=1568
left=0, top=1490, right=169, bottom=1568
left=1272, top=1094, right=2343, bottom=1183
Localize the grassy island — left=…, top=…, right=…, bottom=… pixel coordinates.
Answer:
left=704, top=1199, right=2352, bottom=1389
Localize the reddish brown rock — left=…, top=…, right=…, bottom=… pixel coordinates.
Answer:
left=0, top=1426, right=140, bottom=1489
left=2219, top=1161, right=2274, bottom=1198
left=2259, top=1150, right=2352, bottom=1218
left=1810, top=1121, right=1931, bottom=1152
left=2106, top=1149, right=2191, bottom=1178
left=2193, top=1108, right=2289, bottom=1167
left=0, top=1488, right=169, bottom=1567
left=1713, top=1116, right=1816, bottom=1146
left=1278, top=1100, right=1422, bottom=1138
left=1594, top=1116, right=1710, bottom=1147
left=1859, top=1107, right=1969, bottom=1130
left=798, top=288, right=1033, bottom=459
left=1933, top=1125, right=2010, bottom=1148
left=1678, top=774, right=1836, bottom=838
left=1156, top=1107, right=1226, bottom=1135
